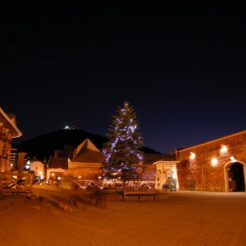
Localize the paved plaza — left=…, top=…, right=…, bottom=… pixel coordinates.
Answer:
left=1, top=191, right=246, bottom=245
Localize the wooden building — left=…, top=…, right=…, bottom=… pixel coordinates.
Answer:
left=0, top=107, right=22, bottom=174
left=176, top=130, right=246, bottom=192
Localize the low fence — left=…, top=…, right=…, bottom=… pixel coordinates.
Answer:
left=73, top=179, right=156, bottom=191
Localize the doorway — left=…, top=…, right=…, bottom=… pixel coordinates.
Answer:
left=227, top=162, right=245, bottom=192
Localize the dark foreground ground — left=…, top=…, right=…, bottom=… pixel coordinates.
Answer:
left=1, top=190, right=246, bottom=246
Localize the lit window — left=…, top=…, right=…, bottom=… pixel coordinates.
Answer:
left=220, top=145, right=228, bottom=154
left=211, top=157, right=218, bottom=167
left=189, top=152, right=196, bottom=160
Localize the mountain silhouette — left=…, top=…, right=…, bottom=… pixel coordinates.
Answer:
left=17, top=129, right=160, bottom=161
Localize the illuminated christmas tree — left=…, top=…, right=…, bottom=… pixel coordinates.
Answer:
left=103, top=101, right=144, bottom=181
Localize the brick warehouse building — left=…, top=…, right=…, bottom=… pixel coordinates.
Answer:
left=176, top=130, right=246, bottom=192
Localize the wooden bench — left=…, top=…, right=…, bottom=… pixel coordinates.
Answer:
left=121, top=190, right=159, bottom=201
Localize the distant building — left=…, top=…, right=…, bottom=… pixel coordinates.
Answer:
left=0, top=107, right=22, bottom=174
left=141, top=153, right=174, bottom=180
left=9, top=147, right=19, bottom=170
left=47, top=140, right=103, bottom=180
left=176, top=130, right=246, bottom=192
left=47, top=145, right=72, bottom=180
left=68, top=139, right=103, bottom=179
left=30, top=160, right=45, bottom=178
left=47, top=138, right=172, bottom=185
left=153, top=155, right=179, bottom=190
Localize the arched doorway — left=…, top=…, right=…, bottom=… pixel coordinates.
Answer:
left=226, top=162, right=245, bottom=192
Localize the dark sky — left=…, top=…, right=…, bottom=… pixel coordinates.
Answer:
left=1, top=4, right=246, bottom=153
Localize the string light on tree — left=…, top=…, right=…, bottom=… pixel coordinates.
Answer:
left=102, top=101, right=144, bottom=181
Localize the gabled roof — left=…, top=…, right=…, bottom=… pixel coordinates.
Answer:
left=0, top=107, right=22, bottom=138
left=72, top=138, right=103, bottom=163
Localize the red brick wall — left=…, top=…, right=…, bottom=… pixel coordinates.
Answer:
left=177, top=131, right=246, bottom=191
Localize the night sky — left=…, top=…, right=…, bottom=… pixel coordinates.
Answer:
left=1, top=4, right=246, bottom=153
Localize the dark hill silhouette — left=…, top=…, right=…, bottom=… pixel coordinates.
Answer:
left=17, top=129, right=160, bottom=161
